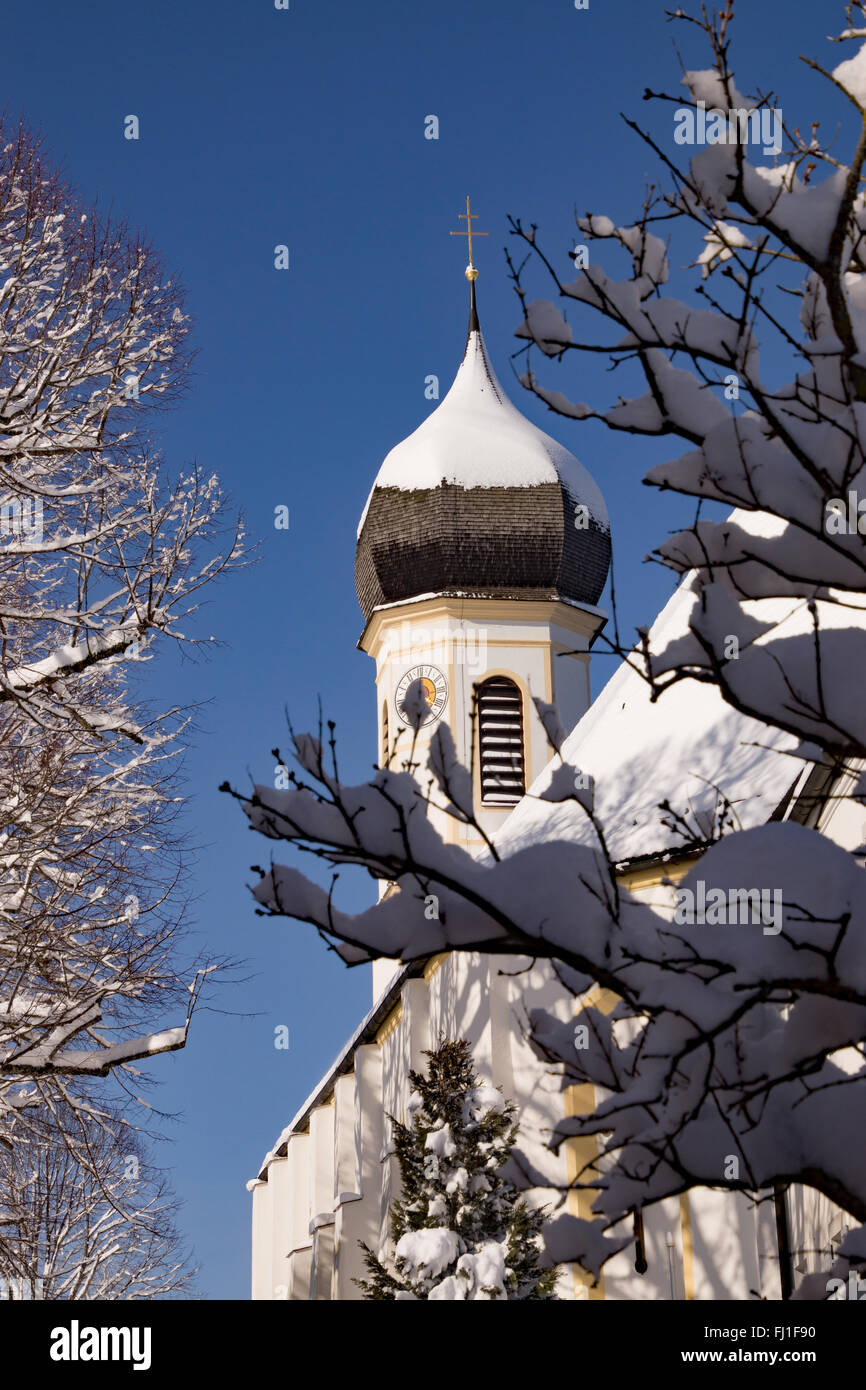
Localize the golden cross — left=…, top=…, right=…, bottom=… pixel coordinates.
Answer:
left=450, top=196, right=488, bottom=280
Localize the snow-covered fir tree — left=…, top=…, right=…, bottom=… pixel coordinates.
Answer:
left=356, top=1040, right=558, bottom=1300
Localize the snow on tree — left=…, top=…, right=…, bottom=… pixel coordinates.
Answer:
left=355, top=1039, right=558, bottom=1300
left=0, top=119, right=241, bottom=1262
left=0, top=1098, right=196, bottom=1299
left=0, top=121, right=242, bottom=733
left=230, top=5, right=866, bottom=1297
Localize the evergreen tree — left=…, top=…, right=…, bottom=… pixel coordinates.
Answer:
left=356, top=1039, right=559, bottom=1300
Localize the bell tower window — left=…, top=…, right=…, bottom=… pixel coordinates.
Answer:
left=476, top=676, right=525, bottom=805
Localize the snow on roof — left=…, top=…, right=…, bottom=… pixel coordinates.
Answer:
left=357, top=322, right=609, bottom=537
left=500, top=573, right=800, bottom=865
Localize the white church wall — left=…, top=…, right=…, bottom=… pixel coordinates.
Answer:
left=427, top=953, right=495, bottom=1078
left=402, top=977, right=432, bottom=1071
left=331, top=1071, right=367, bottom=1299
left=308, top=1103, right=335, bottom=1221
left=754, top=1192, right=785, bottom=1301
left=787, top=1185, right=849, bottom=1293
left=353, top=1042, right=384, bottom=1272
left=496, top=956, right=571, bottom=1171
left=378, top=977, right=433, bottom=1259
left=308, top=1106, right=336, bottom=1299
left=687, top=1189, right=762, bottom=1300
left=334, top=1072, right=360, bottom=1201
left=310, top=1215, right=336, bottom=1300
left=285, top=1131, right=312, bottom=1299
left=249, top=1178, right=272, bottom=1301
left=379, top=1024, right=406, bottom=1253
left=602, top=1198, right=685, bottom=1301
left=267, top=1155, right=291, bottom=1301
left=775, top=760, right=865, bottom=1300
left=818, top=762, right=865, bottom=851
left=372, top=956, right=401, bottom=999
left=489, top=954, right=518, bottom=1101
left=288, top=1245, right=312, bottom=1302
left=548, top=620, right=593, bottom=733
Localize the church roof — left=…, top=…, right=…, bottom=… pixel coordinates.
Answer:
left=355, top=284, right=611, bottom=621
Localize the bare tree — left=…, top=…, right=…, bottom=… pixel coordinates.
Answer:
left=0, top=120, right=243, bottom=737
left=229, top=3, right=866, bottom=1298
left=0, top=117, right=242, bottom=1265
left=0, top=1099, right=195, bottom=1299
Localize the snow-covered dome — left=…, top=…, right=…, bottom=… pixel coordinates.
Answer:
left=355, top=285, right=610, bottom=622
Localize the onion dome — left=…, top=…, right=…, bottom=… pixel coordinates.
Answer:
left=355, top=282, right=610, bottom=623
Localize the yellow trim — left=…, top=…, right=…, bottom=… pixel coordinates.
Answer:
left=564, top=1082, right=605, bottom=1301
left=423, top=953, right=448, bottom=981
left=564, top=985, right=618, bottom=1299
left=679, top=1193, right=695, bottom=1300
left=375, top=1003, right=402, bottom=1045
left=619, top=854, right=700, bottom=895
left=360, top=594, right=605, bottom=655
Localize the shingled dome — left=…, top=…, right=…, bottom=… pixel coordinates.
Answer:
left=355, top=285, right=611, bottom=623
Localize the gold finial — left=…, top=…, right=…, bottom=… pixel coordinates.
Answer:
left=450, top=195, right=488, bottom=281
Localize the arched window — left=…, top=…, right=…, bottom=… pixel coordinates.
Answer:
left=476, top=676, right=525, bottom=805
left=382, top=699, right=390, bottom=766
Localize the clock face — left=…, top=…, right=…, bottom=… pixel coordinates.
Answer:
left=395, top=664, right=448, bottom=728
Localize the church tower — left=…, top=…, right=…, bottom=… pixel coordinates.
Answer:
left=355, top=236, right=611, bottom=996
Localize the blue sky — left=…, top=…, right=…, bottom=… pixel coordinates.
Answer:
left=2, top=0, right=855, bottom=1297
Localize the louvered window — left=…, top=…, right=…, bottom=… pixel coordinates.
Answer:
left=476, top=677, right=525, bottom=805
left=382, top=700, right=389, bottom=765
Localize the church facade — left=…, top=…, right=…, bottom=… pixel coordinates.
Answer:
left=248, top=271, right=855, bottom=1302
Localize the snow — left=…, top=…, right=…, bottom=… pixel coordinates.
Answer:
left=743, top=164, right=849, bottom=262
left=461, top=1082, right=507, bottom=1124
left=605, top=350, right=732, bottom=438
left=395, top=1227, right=459, bottom=1281
left=424, top=1122, right=457, bottom=1158
left=445, top=1166, right=469, bottom=1194
left=532, top=696, right=568, bottom=753
left=502, top=548, right=799, bottom=865
left=428, top=1241, right=508, bottom=1300
left=518, top=372, right=592, bottom=420
left=833, top=40, right=866, bottom=106
left=357, top=323, right=609, bottom=535
left=696, top=220, right=754, bottom=278
left=427, top=1195, right=448, bottom=1221
left=516, top=299, right=573, bottom=356
left=682, top=67, right=750, bottom=112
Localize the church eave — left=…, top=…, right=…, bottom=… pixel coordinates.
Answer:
left=253, top=957, right=425, bottom=1182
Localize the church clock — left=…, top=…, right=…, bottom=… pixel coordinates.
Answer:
left=394, top=665, right=448, bottom=728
